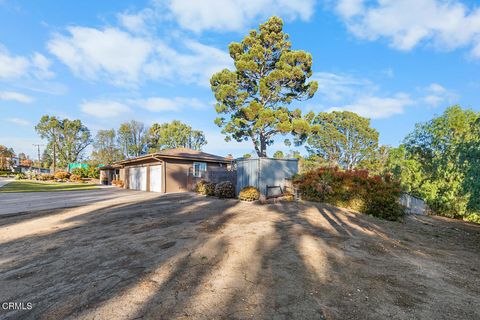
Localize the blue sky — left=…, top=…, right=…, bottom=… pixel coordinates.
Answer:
left=1, top=0, right=479, bottom=159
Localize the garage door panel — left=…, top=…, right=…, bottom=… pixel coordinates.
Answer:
left=128, top=167, right=147, bottom=191
left=150, top=165, right=162, bottom=192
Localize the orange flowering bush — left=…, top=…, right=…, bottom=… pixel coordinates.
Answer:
left=293, top=167, right=405, bottom=221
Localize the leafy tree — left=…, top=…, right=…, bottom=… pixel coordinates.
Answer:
left=358, top=145, right=391, bottom=175
left=117, top=120, right=148, bottom=158
left=385, top=145, right=425, bottom=196
left=41, top=148, right=53, bottom=169
left=148, top=120, right=207, bottom=152
left=400, top=105, right=480, bottom=218
left=91, top=129, right=123, bottom=164
left=242, top=153, right=252, bottom=159
left=35, top=115, right=92, bottom=167
left=210, top=16, right=317, bottom=157
left=0, top=145, right=15, bottom=170
left=273, top=150, right=284, bottom=159
left=306, top=111, right=379, bottom=170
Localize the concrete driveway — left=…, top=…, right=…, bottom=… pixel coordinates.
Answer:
left=0, top=188, right=160, bottom=216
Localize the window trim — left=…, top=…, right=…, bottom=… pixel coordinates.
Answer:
left=193, top=162, right=207, bottom=177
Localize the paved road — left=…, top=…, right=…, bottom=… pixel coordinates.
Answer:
left=0, top=188, right=155, bottom=215
left=0, top=178, right=13, bottom=188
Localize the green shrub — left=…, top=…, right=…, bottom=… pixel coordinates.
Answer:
left=54, top=171, right=70, bottom=180
left=195, top=180, right=208, bottom=194
left=195, top=180, right=216, bottom=196
left=0, top=170, right=12, bottom=176
left=239, top=186, right=260, bottom=201
left=293, top=168, right=405, bottom=221
left=465, top=213, right=480, bottom=224
left=14, top=173, right=26, bottom=180
left=215, top=181, right=235, bottom=198
left=204, top=182, right=216, bottom=196
left=71, top=166, right=99, bottom=179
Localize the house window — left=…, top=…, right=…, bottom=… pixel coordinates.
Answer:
left=193, top=162, right=207, bottom=177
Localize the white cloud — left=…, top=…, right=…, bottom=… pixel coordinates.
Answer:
left=80, top=100, right=131, bottom=118
left=31, top=53, right=55, bottom=79
left=0, top=45, right=55, bottom=80
left=117, top=8, right=156, bottom=34
left=48, top=26, right=231, bottom=87
left=48, top=27, right=152, bottom=86
left=0, top=46, right=29, bottom=79
left=336, top=0, right=480, bottom=58
left=167, top=0, right=316, bottom=32
left=132, top=97, right=209, bottom=112
left=311, top=71, right=439, bottom=119
left=422, top=83, right=456, bottom=107
left=327, top=93, right=414, bottom=119
left=7, top=118, right=30, bottom=126
left=312, top=72, right=376, bottom=102
left=0, top=91, right=34, bottom=103
left=145, top=40, right=232, bottom=86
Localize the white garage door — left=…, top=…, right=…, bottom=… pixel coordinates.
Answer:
left=128, top=167, right=147, bottom=191
left=149, top=165, right=162, bottom=192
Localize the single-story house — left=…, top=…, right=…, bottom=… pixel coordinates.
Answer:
left=101, top=148, right=231, bottom=193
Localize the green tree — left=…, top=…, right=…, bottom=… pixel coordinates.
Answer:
left=41, top=148, right=53, bottom=169
left=401, top=105, right=480, bottom=218
left=148, top=120, right=207, bottom=152
left=91, top=129, right=123, bottom=164
left=305, top=111, right=379, bottom=170
left=242, top=153, right=252, bottom=159
left=385, top=145, right=425, bottom=196
left=117, top=120, right=148, bottom=158
left=273, top=150, right=284, bottom=159
left=210, top=16, right=317, bottom=157
left=35, top=115, right=92, bottom=167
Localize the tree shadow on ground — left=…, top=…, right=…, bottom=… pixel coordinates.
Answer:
left=1, top=195, right=479, bottom=320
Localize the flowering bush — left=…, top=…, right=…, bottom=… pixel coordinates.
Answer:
left=54, top=171, right=70, bottom=180
left=38, top=173, right=54, bottom=181
left=112, top=179, right=124, bottom=187
left=293, top=167, right=405, bottom=221
left=70, top=174, right=82, bottom=182
left=239, top=186, right=260, bottom=201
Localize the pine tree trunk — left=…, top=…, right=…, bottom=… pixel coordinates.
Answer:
left=259, top=134, right=267, bottom=158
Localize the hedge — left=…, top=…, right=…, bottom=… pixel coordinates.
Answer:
left=293, top=167, right=405, bottom=221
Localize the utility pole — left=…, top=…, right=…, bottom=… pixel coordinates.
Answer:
left=53, top=143, right=56, bottom=173
left=32, top=144, right=44, bottom=167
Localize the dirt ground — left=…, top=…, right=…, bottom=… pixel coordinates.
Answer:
left=1, top=192, right=479, bottom=320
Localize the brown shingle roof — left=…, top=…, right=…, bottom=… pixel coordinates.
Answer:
left=115, top=148, right=230, bottom=165
left=154, top=148, right=228, bottom=161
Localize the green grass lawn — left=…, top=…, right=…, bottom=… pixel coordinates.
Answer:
left=0, top=180, right=99, bottom=193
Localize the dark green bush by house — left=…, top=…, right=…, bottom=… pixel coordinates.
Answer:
left=215, top=181, right=235, bottom=198
left=195, top=180, right=216, bottom=196
left=293, top=167, right=405, bottom=221
left=71, top=166, right=99, bottom=179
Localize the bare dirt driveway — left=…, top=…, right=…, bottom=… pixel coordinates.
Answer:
left=1, top=192, right=479, bottom=320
